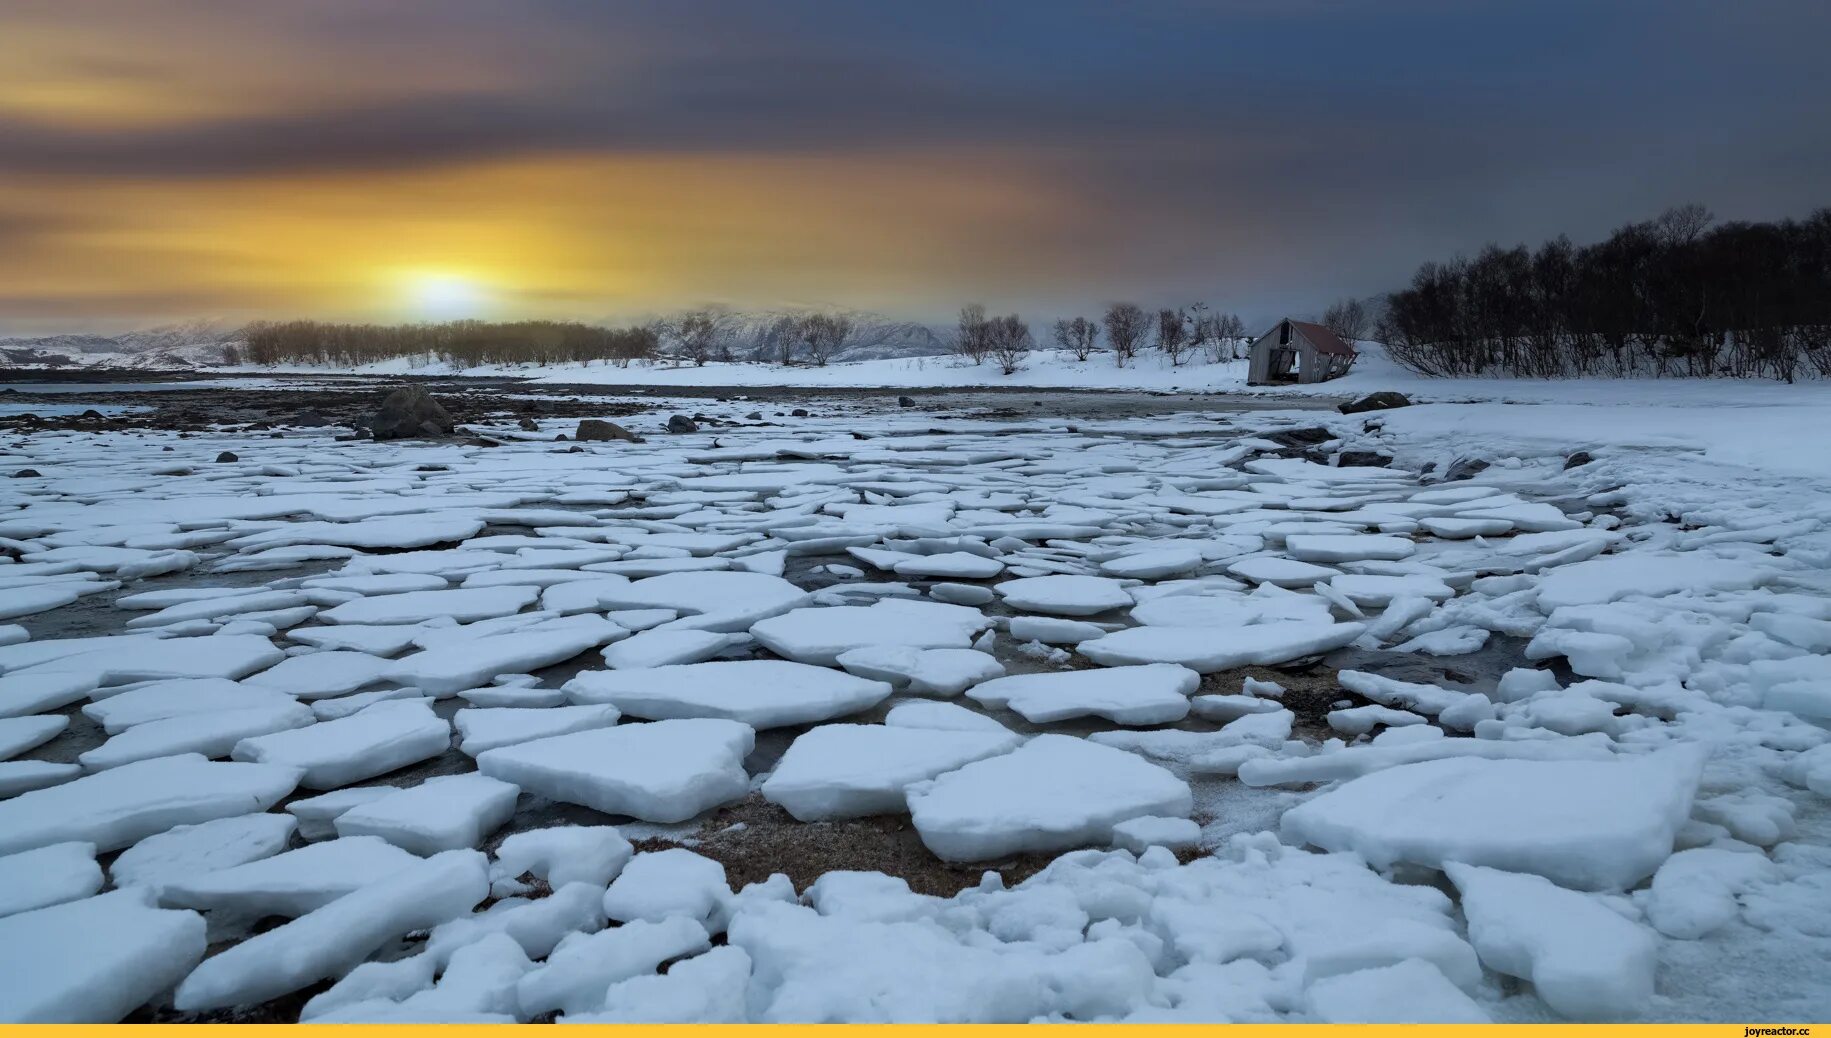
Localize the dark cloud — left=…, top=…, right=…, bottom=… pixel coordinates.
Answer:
left=2, top=0, right=1827, bottom=323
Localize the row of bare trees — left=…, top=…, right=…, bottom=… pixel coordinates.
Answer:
left=664, top=310, right=861, bottom=367
left=957, top=303, right=1248, bottom=370
left=241, top=320, right=658, bottom=369
left=1380, top=205, right=1831, bottom=381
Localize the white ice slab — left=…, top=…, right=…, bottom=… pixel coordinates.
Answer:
left=566, top=660, right=891, bottom=729
left=161, top=835, right=424, bottom=917
left=456, top=704, right=621, bottom=755
left=833, top=646, right=1004, bottom=697
left=0, top=841, right=101, bottom=918
left=906, top=734, right=1192, bottom=861
left=1078, top=621, right=1364, bottom=673
left=80, top=700, right=316, bottom=770
left=995, top=575, right=1134, bottom=616
left=966, top=664, right=1198, bottom=725
left=334, top=774, right=521, bottom=855
left=231, top=699, right=449, bottom=789
left=0, top=887, right=206, bottom=1022
left=0, top=753, right=301, bottom=855
left=110, top=813, right=298, bottom=893
left=477, top=719, right=754, bottom=823
left=750, top=599, right=989, bottom=665
left=762, top=723, right=1021, bottom=821
left=1282, top=745, right=1707, bottom=890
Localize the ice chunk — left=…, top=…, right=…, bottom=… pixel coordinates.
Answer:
left=286, top=786, right=392, bottom=840
left=173, top=849, right=488, bottom=1011
left=386, top=622, right=624, bottom=695
left=1227, top=556, right=1340, bottom=587
left=762, top=724, right=1021, bottom=821
left=493, top=825, right=633, bottom=889
left=1282, top=746, right=1707, bottom=890
left=751, top=600, right=989, bottom=665
left=334, top=774, right=521, bottom=855
left=566, top=660, right=891, bottom=729
left=111, top=813, right=297, bottom=892
left=892, top=552, right=1004, bottom=580
left=232, top=699, right=449, bottom=789
left=581, top=946, right=752, bottom=1023
left=477, top=719, right=753, bottom=823
left=600, top=628, right=739, bottom=669
left=161, top=835, right=423, bottom=916
left=516, top=916, right=711, bottom=1018
left=597, top=571, right=809, bottom=632
left=82, top=678, right=296, bottom=734
left=242, top=650, right=394, bottom=699
left=0, top=715, right=66, bottom=760
left=1644, top=847, right=1781, bottom=940
left=884, top=700, right=1015, bottom=735
left=907, top=734, right=1192, bottom=861
left=967, top=664, right=1198, bottom=725
left=0, top=670, right=97, bottom=719
left=1535, top=553, right=1763, bottom=610
left=80, top=700, right=316, bottom=770
left=1286, top=534, right=1417, bottom=564
left=319, top=586, right=540, bottom=625
left=1111, top=816, right=1200, bottom=854
left=603, top=848, right=731, bottom=930
left=1100, top=548, right=1203, bottom=581
left=1006, top=616, right=1106, bottom=645
left=0, top=888, right=206, bottom=1022
left=455, top=704, right=620, bottom=755
left=25, top=634, right=284, bottom=684
left=834, top=646, right=1005, bottom=697
left=0, top=842, right=101, bottom=917
left=1304, top=960, right=1489, bottom=1024
left=0, top=760, right=80, bottom=799
left=995, top=575, right=1134, bottom=616
left=0, top=753, right=300, bottom=855
left=1446, top=862, right=1656, bottom=1020
left=1078, top=621, right=1364, bottom=673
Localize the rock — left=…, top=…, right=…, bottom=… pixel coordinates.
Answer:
left=1337, top=451, right=1392, bottom=468
left=898, top=396, right=916, bottom=407
left=215, top=452, right=238, bottom=463
left=667, top=415, right=699, bottom=434
left=369, top=387, right=455, bottom=441
left=464, top=437, right=503, bottom=448
left=1564, top=451, right=1595, bottom=470
left=575, top=419, right=642, bottom=443
left=80, top=409, right=104, bottom=420
left=1268, top=427, right=1333, bottom=448
left=791, top=408, right=809, bottom=418
left=291, top=410, right=332, bottom=428
left=518, top=418, right=539, bottom=432
left=1338, top=391, right=1412, bottom=415
left=745, top=411, right=763, bottom=421
left=1441, top=457, right=1491, bottom=482
left=12, top=468, right=41, bottom=478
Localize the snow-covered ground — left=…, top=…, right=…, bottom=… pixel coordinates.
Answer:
left=0, top=383, right=1828, bottom=1022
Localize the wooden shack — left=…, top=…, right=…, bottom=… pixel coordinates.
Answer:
left=1247, top=318, right=1357, bottom=385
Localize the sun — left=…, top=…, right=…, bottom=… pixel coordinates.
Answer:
left=399, top=271, right=489, bottom=320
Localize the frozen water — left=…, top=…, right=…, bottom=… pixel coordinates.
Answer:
left=966, top=664, right=1198, bottom=725
left=907, top=735, right=1192, bottom=861
left=161, top=835, right=423, bottom=917
left=566, top=660, right=891, bottom=728
left=751, top=599, right=989, bottom=664
left=455, top=704, right=620, bottom=755
left=762, top=723, right=1022, bottom=820
left=0, top=754, right=300, bottom=855
left=995, top=575, right=1134, bottom=616
left=0, top=888, right=206, bottom=1022
left=333, top=774, right=521, bottom=855
left=476, top=719, right=753, bottom=823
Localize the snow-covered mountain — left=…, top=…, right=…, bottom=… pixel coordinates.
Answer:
left=0, top=319, right=241, bottom=370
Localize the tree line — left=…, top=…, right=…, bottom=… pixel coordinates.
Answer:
left=240, top=320, right=659, bottom=368
left=952, top=303, right=1250, bottom=373
left=1379, top=205, right=1831, bottom=381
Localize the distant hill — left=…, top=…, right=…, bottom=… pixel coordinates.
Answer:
left=0, top=319, right=241, bottom=370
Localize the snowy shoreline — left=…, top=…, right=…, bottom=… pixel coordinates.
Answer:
left=0, top=381, right=1827, bottom=1022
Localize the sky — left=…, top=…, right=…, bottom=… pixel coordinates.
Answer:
left=1, top=0, right=1827, bottom=335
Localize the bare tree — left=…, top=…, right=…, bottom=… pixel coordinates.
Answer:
left=1220, top=313, right=1247, bottom=358
left=1323, top=298, right=1370, bottom=344
left=676, top=309, right=723, bottom=367
left=1052, top=316, right=1099, bottom=361
left=798, top=313, right=854, bottom=367
left=1156, top=308, right=1192, bottom=366
left=955, top=304, right=991, bottom=365
left=1102, top=303, right=1149, bottom=367
left=985, top=313, right=1033, bottom=375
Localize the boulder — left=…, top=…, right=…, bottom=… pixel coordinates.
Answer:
left=12, top=468, right=41, bottom=478
left=575, top=419, right=642, bottom=443
left=791, top=408, right=810, bottom=418
left=1338, top=391, right=1412, bottom=415
left=290, top=410, right=332, bottom=428
left=370, top=387, right=455, bottom=440
left=517, top=418, right=539, bottom=432
left=1267, top=426, right=1333, bottom=448
left=1337, top=451, right=1392, bottom=468
left=667, top=414, right=699, bottom=434
left=898, top=395, right=917, bottom=407
left=1564, top=451, right=1595, bottom=470
left=215, top=452, right=238, bottom=463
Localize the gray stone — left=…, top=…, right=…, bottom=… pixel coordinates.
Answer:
left=370, top=387, right=456, bottom=440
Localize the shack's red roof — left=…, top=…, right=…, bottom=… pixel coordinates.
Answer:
left=1288, top=320, right=1357, bottom=356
